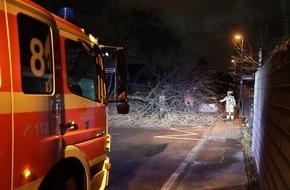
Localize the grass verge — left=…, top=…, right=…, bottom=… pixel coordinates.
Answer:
left=241, top=116, right=260, bottom=190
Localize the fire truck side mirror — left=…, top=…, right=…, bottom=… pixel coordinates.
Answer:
left=116, top=49, right=127, bottom=102
left=102, top=46, right=129, bottom=113
left=117, top=101, right=129, bottom=114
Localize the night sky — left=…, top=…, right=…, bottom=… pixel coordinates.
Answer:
left=120, top=0, right=281, bottom=71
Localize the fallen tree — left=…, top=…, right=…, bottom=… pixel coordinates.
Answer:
left=109, top=65, right=225, bottom=127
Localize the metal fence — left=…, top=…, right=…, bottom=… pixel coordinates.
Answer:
left=253, top=41, right=290, bottom=190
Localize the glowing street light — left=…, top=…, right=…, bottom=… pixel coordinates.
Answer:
left=234, top=34, right=244, bottom=117
left=234, top=34, right=242, bottom=40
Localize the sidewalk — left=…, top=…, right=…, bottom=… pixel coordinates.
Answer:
left=175, top=118, right=248, bottom=190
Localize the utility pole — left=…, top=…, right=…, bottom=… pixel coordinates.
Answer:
left=234, top=34, right=244, bottom=118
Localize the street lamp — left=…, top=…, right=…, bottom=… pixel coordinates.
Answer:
left=234, top=34, right=244, bottom=118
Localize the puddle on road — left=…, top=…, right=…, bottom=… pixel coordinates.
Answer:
left=130, top=143, right=168, bottom=157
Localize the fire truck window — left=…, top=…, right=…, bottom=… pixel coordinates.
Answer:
left=18, top=14, right=53, bottom=94
left=65, top=40, right=99, bottom=101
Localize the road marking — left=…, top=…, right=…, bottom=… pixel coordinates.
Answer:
left=160, top=126, right=214, bottom=190
left=154, top=136, right=200, bottom=141
left=153, top=128, right=201, bottom=141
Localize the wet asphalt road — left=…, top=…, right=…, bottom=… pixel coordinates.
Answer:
left=106, top=126, right=209, bottom=190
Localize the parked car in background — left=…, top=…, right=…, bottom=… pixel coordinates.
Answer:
left=198, top=96, right=221, bottom=113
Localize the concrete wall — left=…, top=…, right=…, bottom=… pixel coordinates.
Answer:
left=253, top=41, right=290, bottom=190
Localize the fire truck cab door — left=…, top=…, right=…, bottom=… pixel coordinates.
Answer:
left=59, top=33, right=107, bottom=158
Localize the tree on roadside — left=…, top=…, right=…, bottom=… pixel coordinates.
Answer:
left=243, top=0, right=290, bottom=61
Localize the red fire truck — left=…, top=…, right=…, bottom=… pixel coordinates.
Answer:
left=0, top=0, right=128, bottom=189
